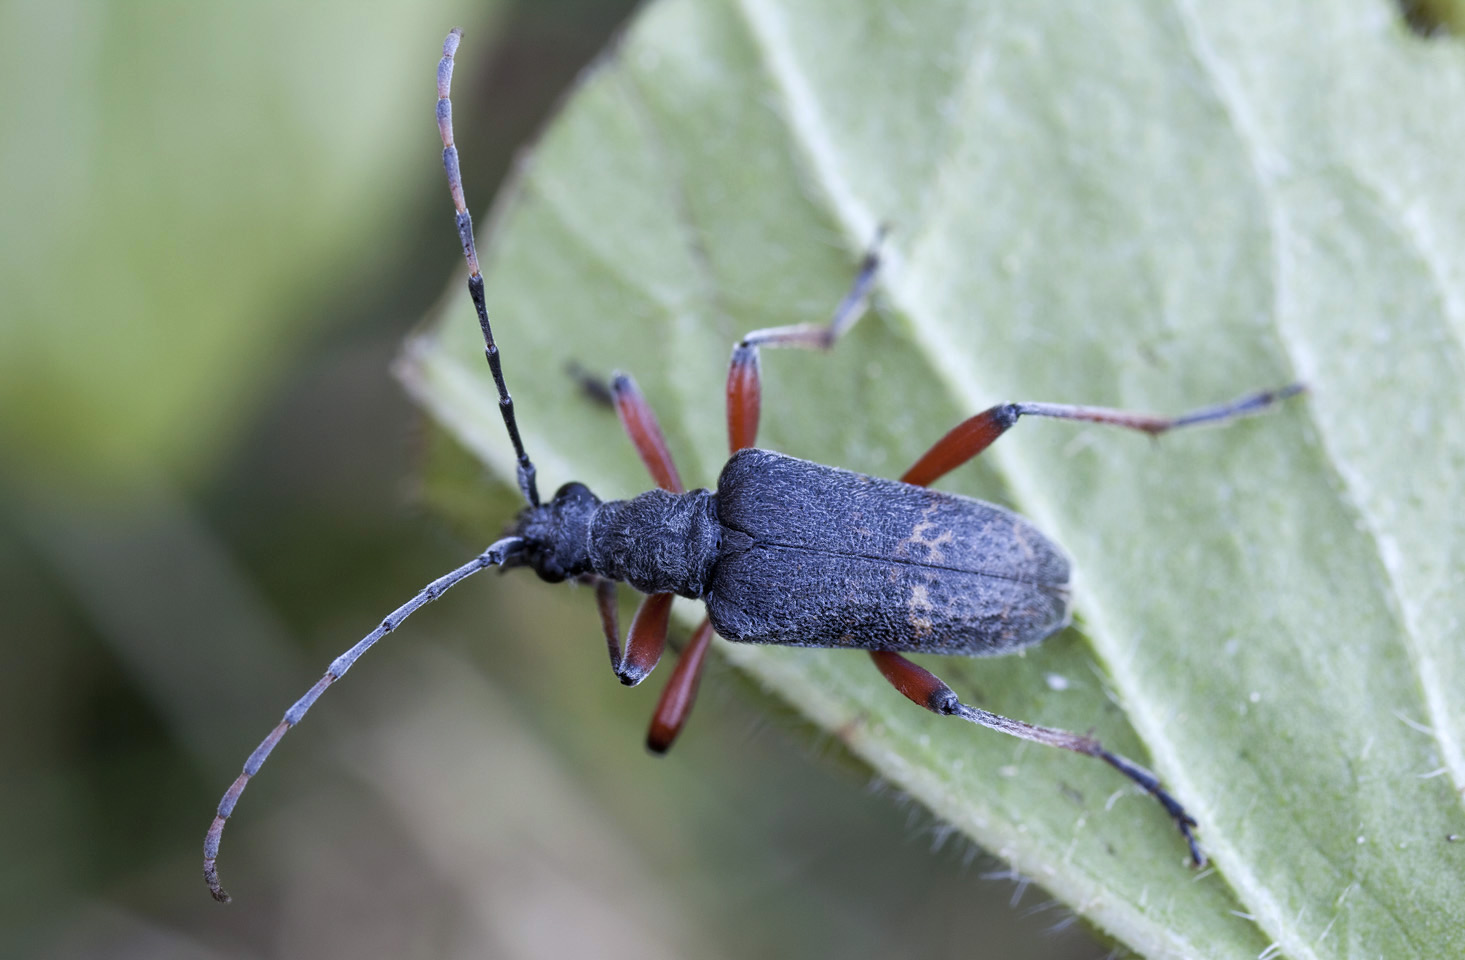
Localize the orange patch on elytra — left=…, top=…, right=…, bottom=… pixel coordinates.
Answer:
left=897, top=503, right=956, bottom=564
left=908, top=583, right=935, bottom=637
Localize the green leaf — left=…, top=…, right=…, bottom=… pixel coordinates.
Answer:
left=402, top=2, right=1465, bottom=956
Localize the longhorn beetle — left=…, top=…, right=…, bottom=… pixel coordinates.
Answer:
left=204, top=28, right=1304, bottom=900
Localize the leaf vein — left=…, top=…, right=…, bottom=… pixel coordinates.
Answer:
left=1171, top=3, right=1447, bottom=957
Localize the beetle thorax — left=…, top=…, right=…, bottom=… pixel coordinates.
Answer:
left=588, top=488, right=719, bottom=598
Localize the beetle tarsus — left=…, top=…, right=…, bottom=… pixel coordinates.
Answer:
left=1097, top=747, right=1206, bottom=867
left=868, top=650, right=1207, bottom=867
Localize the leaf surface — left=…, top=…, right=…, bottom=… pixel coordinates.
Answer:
left=403, top=3, right=1465, bottom=955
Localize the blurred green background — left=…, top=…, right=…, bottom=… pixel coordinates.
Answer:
left=0, top=1, right=1105, bottom=957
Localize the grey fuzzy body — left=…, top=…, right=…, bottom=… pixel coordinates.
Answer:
left=702, top=450, right=1071, bottom=655
left=588, top=489, right=719, bottom=597
left=565, top=449, right=1072, bottom=656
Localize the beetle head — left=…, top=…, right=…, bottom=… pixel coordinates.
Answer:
left=506, top=481, right=602, bottom=583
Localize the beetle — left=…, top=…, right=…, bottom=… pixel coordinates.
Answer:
left=204, top=28, right=1303, bottom=901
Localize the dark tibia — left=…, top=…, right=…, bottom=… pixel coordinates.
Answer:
left=902, top=385, right=1305, bottom=488
left=869, top=651, right=1204, bottom=866
left=567, top=361, right=615, bottom=408
left=724, top=229, right=885, bottom=451
left=595, top=578, right=622, bottom=674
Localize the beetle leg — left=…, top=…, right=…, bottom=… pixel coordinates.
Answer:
left=594, top=573, right=675, bottom=689
left=727, top=229, right=885, bottom=451
left=738, top=229, right=884, bottom=352
left=611, top=373, right=685, bottom=494
left=617, top=591, right=674, bottom=686
left=901, top=385, right=1305, bottom=487
left=869, top=650, right=1206, bottom=866
left=726, top=343, right=762, bottom=453
left=594, top=578, right=623, bottom=674
left=566, top=361, right=615, bottom=408
left=901, top=405, right=1021, bottom=487
left=646, top=617, right=715, bottom=754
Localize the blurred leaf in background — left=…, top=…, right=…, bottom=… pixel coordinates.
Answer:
left=0, top=0, right=506, bottom=492
left=406, top=0, right=1465, bottom=957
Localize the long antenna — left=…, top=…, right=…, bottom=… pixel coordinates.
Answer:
left=203, top=536, right=524, bottom=902
left=438, top=28, right=540, bottom=506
